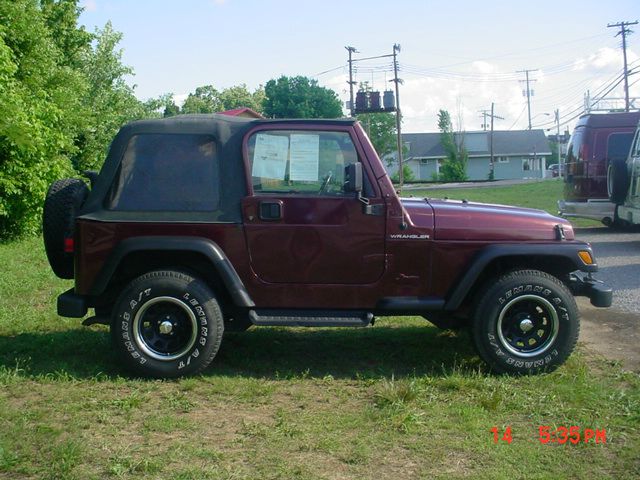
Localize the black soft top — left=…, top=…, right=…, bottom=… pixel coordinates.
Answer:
left=80, top=114, right=356, bottom=223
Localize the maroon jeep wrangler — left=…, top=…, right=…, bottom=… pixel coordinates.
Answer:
left=43, top=114, right=612, bottom=378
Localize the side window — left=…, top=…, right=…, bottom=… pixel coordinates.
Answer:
left=566, top=130, right=584, bottom=163
left=247, top=130, right=359, bottom=195
left=606, top=132, right=634, bottom=162
left=109, top=134, right=219, bottom=211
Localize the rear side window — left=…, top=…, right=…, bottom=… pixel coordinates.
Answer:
left=607, top=133, right=634, bottom=162
left=109, top=134, right=219, bottom=211
left=566, top=130, right=584, bottom=163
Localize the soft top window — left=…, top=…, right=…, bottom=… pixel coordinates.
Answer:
left=247, top=130, right=359, bottom=195
left=108, top=134, right=219, bottom=212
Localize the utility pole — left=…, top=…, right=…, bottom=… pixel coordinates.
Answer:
left=555, top=109, right=561, bottom=166
left=607, top=20, right=638, bottom=112
left=345, top=46, right=358, bottom=117
left=391, top=44, right=404, bottom=194
left=488, top=103, right=504, bottom=180
left=517, top=68, right=538, bottom=129
left=479, top=109, right=490, bottom=131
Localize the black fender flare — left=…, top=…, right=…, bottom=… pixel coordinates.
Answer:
left=443, top=243, right=597, bottom=311
left=89, top=236, right=254, bottom=307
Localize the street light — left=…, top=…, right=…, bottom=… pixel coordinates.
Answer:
left=531, top=112, right=551, bottom=125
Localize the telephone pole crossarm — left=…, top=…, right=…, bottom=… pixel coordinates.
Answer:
left=607, top=21, right=638, bottom=112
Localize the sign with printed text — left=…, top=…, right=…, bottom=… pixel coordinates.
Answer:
left=289, top=134, right=320, bottom=182
left=252, top=133, right=289, bottom=180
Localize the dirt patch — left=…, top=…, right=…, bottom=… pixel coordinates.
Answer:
left=577, top=298, right=640, bottom=371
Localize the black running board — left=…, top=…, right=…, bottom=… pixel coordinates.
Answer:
left=249, top=310, right=374, bottom=327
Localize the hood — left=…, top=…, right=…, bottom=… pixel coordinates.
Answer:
left=402, top=198, right=574, bottom=241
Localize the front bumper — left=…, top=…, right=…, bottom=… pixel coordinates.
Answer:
left=569, top=274, right=613, bottom=308
left=558, top=199, right=616, bottom=224
left=57, top=288, right=88, bottom=318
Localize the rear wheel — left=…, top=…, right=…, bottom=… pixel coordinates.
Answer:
left=472, top=270, right=579, bottom=374
left=111, top=270, right=224, bottom=378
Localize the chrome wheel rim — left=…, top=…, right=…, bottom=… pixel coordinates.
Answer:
left=132, top=296, right=198, bottom=361
left=496, top=295, right=559, bottom=358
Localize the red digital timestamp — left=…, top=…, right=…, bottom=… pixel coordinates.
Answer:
left=491, top=426, right=607, bottom=445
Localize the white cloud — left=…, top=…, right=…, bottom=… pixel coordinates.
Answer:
left=573, top=47, right=621, bottom=72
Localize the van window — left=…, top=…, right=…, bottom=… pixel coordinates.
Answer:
left=607, top=133, right=634, bottom=162
left=109, top=134, right=219, bottom=211
left=566, top=130, right=584, bottom=163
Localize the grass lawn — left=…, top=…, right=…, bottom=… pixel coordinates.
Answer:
left=1, top=181, right=637, bottom=479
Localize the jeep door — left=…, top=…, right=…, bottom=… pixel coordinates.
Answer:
left=241, top=126, right=386, bottom=284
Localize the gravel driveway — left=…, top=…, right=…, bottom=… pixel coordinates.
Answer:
left=574, top=227, right=640, bottom=370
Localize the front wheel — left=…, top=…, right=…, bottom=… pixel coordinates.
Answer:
left=111, top=270, right=224, bottom=378
left=472, top=270, right=579, bottom=374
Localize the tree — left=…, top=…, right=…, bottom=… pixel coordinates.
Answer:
left=357, top=112, right=397, bottom=158
left=437, top=109, right=468, bottom=181
left=0, top=1, right=147, bottom=237
left=219, top=84, right=265, bottom=113
left=391, top=164, right=415, bottom=183
left=74, top=21, right=146, bottom=171
left=181, top=84, right=265, bottom=115
left=181, top=85, right=223, bottom=114
left=0, top=0, right=78, bottom=237
left=263, top=76, right=343, bottom=119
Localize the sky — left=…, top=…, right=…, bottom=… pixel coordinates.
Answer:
left=78, top=0, right=639, bottom=133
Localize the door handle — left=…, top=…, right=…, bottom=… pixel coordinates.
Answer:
left=259, top=201, right=283, bottom=221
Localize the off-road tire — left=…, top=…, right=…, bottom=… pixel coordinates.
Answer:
left=43, top=178, right=89, bottom=279
left=111, top=270, right=224, bottom=378
left=472, top=270, right=579, bottom=375
left=608, top=160, right=630, bottom=205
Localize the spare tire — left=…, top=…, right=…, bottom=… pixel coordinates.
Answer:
left=608, top=160, right=630, bottom=205
left=43, top=178, right=89, bottom=279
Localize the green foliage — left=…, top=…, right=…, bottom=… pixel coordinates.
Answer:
left=437, top=109, right=468, bottom=182
left=180, top=83, right=265, bottom=115
left=73, top=21, right=146, bottom=172
left=391, top=163, right=415, bottom=183
left=0, top=1, right=146, bottom=238
left=142, top=92, right=180, bottom=118
left=263, top=75, right=343, bottom=119
left=356, top=112, right=397, bottom=158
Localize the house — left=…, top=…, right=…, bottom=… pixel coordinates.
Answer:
left=386, top=129, right=552, bottom=181
left=218, top=107, right=264, bottom=119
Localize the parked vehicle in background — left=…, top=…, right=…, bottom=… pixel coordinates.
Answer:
left=558, top=111, right=640, bottom=226
left=609, top=119, right=640, bottom=226
left=548, top=163, right=564, bottom=178
left=42, top=114, right=612, bottom=378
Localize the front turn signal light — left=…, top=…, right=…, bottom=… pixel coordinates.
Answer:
left=578, top=250, right=594, bottom=265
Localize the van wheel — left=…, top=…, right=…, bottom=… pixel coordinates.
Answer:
left=607, top=160, right=630, bottom=205
left=472, top=270, right=579, bottom=375
left=111, top=270, right=224, bottom=378
left=43, top=178, right=89, bottom=279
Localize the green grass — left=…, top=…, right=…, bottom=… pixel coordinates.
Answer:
left=403, top=178, right=602, bottom=228
left=0, top=197, right=637, bottom=478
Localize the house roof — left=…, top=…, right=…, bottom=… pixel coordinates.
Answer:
left=219, top=107, right=264, bottom=119
left=403, top=129, right=552, bottom=159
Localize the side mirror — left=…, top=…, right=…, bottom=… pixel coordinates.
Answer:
left=344, top=162, right=363, bottom=193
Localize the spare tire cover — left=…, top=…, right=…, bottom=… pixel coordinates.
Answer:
left=43, top=178, right=89, bottom=279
